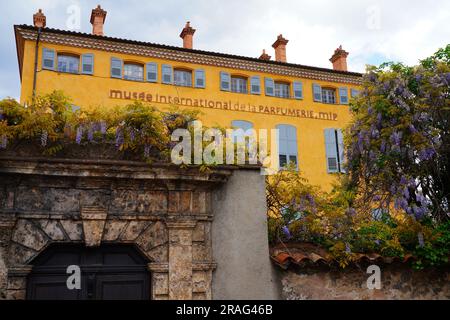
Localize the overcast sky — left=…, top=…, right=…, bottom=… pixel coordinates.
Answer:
left=1, top=0, right=449, bottom=100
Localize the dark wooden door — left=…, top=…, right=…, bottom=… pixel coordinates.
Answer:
left=26, top=244, right=150, bottom=300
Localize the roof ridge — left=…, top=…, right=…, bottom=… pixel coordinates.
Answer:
left=14, top=24, right=363, bottom=77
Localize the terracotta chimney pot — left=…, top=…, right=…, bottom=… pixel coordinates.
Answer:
left=272, top=34, right=289, bottom=63
left=180, top=21, right=196, bottom=49
left=33, top=9, right=46, bottom=28
left=90, top=5, right=107, bottom=36
left=329, top=45, right=349, bottom=71
left=259, top=49, right=271, bottom=61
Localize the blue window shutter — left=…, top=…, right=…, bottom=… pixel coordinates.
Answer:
left=337, top=129, right=345, bottom=173
left=162, top=64, right=173, bottom=84
left=324, top=129, right=338, bottom=173
left=195, top=69, right=205, bottom=88
left=313, top=83, right=322, bottom=102
left=265, top=77, right=274, bottom=96
left=111, top=57, right=122, bottom=78
left=81, top=54, right=94, bottom=75
left=220, top=72, right=230, bottom=91
left=42, top=48, right=55, bottom=70
left=339, top=87, right=349, bottom=104
left=277, top=124, right=298, bottom=169
left=293, top=81, right=303, bottom=99
left=146, top=62, right=158, bottom=82
left=250, top=76, right=261, bottom=94
left=351, top=88, right=360, bottom=98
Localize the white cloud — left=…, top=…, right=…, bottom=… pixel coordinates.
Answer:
left=1, top=0, right=449, bottom=99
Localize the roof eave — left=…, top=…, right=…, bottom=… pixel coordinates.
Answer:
left=15, top=24, right=363, bottom=78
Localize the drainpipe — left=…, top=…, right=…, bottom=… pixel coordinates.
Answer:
left=32, top=27, right=42, bottom=101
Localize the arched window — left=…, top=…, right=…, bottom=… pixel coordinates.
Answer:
left=276, top=124, right=298, bottom=168
left=231, top=120, right=253, bottom=144
left=57, top=53, right=80, bottom=74
left=124, top=62, right=144, bottom=81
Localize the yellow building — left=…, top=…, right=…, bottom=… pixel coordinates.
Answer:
left=14, top=6, right=362, bottom=189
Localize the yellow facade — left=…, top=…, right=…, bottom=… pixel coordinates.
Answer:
left=16, top=26, right=361, bottom=190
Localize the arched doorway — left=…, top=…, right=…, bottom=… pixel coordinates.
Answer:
left=26, top=244, right=150, bottom=300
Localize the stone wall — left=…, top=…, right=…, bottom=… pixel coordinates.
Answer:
left=278, top=265, right=450, bottom=300
left=0, top=156, right=260, bottom=300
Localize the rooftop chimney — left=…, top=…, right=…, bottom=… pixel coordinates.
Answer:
left=329, top=45, right=349, bottom=71
left=272, top=34, right=289, bottom=63
left=180, top=21, right=196, bottom=49
left=90, top=5, right=107, bottom=36
left=259, top=49, right=271, bottom=61
left=33, top=9, right=46, bottom=28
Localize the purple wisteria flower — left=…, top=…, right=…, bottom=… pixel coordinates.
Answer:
left=0, top=135, right=7, bottom=149
left=144, top=145, right=151, bottom=158
left=41, top=130, right=48, bottom=147
left=418, top=147, right=435, bottom=161
left=413, top=206, right=427, bottom=220
left=409, top=124, right=418, bottom=134
left=100, top=121, right=107, bottom=135
left=346, top=207, right=356, bottom=216
left=417, top=232, right=425, bottom=247
left=390, top=131, right=402, bottom=146
left=380, top=140, right=387, bottom=153
left=75, top=126, right=83, bottom=145
left=129, top=128, right=136, bottom=142
left=87, top=124, right=94, bottom=142
left=345, top=243, right=352, bottom=254
left=115, top=127, right=124, bottom=149
left=282, top=226, right=292, bottom=240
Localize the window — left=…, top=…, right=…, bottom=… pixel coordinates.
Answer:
left=275, top=82, right=290, bottom=98
left=322, top=88, right=336, bottom=104
left=313, top=83, right=322, bottom=102
left=339, top=87, right=349, bottom=104
left=174, top=69, right=193, bottom=87
left=250, top=76, right=261, bottom=94
left=231, top=120, right=254, bottom=144
left=231, top=76, right=248, bottom=93
left=324, top=128, right=345, bottom=173
left=195, top=69, right=205, bottom=88
left=350, top=88, right=360, bottom=98
left=124, top=63, right=144, bottom=81
left=146, top=62, right=158, bottom=82
left=111, top=58, right=123, bottom=78
left=42, top=48, right=55, bottom=70
left=293, top=81, right=303, bottom=99
left=265, top=77, right=275, bottom=96
left=162, top=64, right=173, bottom=84
left=57, top=54, right=79, bottom=74
left=81, top=54, right=94, bottom=75
left=277, top=124, right=298, bottom=168
left=220, top=72, right=231, bottom=91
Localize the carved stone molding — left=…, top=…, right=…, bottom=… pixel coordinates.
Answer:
left=166, top=220, right=197, bottom=230
left=148, top=262, right=169, bottom=273
left=193, top=262, right=217, bottom=271
left=80, top=206, right=107, bottom=247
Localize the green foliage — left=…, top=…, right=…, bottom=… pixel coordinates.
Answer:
left=346, top=44, right=450, bottom=222
left=413, top=221, right=450, bottom=269
left=0, top=91, right=201, bottom=162
left=267, top=45, right=450, bottom=268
